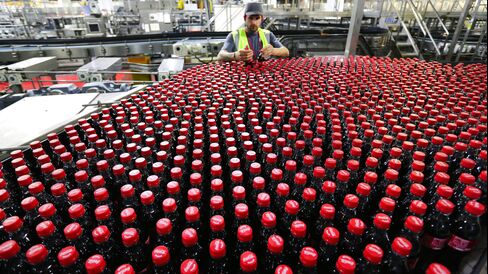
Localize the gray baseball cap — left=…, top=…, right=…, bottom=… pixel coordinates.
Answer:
left=245, top=2, right=264, bottom=16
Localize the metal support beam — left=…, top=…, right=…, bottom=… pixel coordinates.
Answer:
left=345, top=0, right=366, bottom=56
left=455, top=0, right=482, bottom=62
left=446, top=0, right=474, bottom=61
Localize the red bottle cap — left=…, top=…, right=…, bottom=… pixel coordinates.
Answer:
left=363, top=244, right=383, bottom=264
left=343, top=194, right=359, bottom=208
left=372, top=212, right=391, bottom=230
left=161, top=193, right=177, bottom=211
left=299, top=247, right=318, bottom=268
left=36, top=220, right=55, bottom=238
left=26, top=244, right=48, bottom=265
left=152, top=246, right=170, bottom=266
left=234, top=203, right=249, bottom=219
left=356, top=183, right=371, bottom=196
left=94, top=205, right=111, bottom=221
left=379, top=197, right=396, bottom=213
left=38, top=203, right=56, bottom=218
left=57, top=246, right=79, bottom=267
left=122, top=228, right=140, bottom=247
left=210, top=215, right=225, bottom=232
left=337, top=170, right=350, bottom=182
left=92, top=225, right=110, bottom=243
left=409, top=200, right=427, bottom=216
left=68, top=204, right=86, bottom=219
left=51, top=183, right=67, bottom=196
left=291, top=220, right=307, bottom=238
left=275, top=265, right=293, bottom=274
left=180, top=259, right=199, bottom=274
left=404, top=216, right=424, bottom=233
left=0, top=240, right=20, bottom=259
left=267, top=234, right=284, bottom=254
left=322, top=226, right=340, bottom=245
left=237, top=225, right=253, bottom=242
left=410, top=183, right=427, bottom=197
left=460, top=173, right=476, bottom=185
left=385, top=169, right=399, bottom=181
left=409, top=171, right=424, bottom=183
left=319, top=203, right=335, bottom=219
left=392, top=237, right=412, bottom=256
left=115, top=264, right=135, bottom=274
left=285, top=200, right=300, bottom=215
left=276, top=183, right=290, bottom=197
left=2, top=216, right=24, bottom=233
left=185, top=206, right=200, bottom=222
left=52, top=169, right=67, bottom=180
left=188, top=188, right=202, bottom=202
left=85, top=254, right=107, bottom=274
left=364, top=172, right=378, bottom=184
left=120, top=208, right=137, bottom=224
left=182, top=228, right=198, bottom=247
left=64, top=222, right=82, bottom=240
left=21, top=196, right=39, bottom=211
left=210, top=195, right=224, bottom=210
left=426, top=263, right=451, bottom=274
left=209, top=239, right=227, bottom=259
left=347, top=218, right=365, bottom=235
left=336, top=255, right=356, bottom=274
left=434, top=172, right=450, bottom=185
left=294, top=173, right=307, bottom=185
left=67, top=188, right=83, bottom=203
left=240, top=251, right=257, bottom=272
left=465, top=200, right=486, bottom=216
left=302, top=187, right=316, bottom=201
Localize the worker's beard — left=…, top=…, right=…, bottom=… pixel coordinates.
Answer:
left=247, top=25, right=259, bottom=33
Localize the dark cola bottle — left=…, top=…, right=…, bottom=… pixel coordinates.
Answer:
left=264, top=234, right=285, bottom=272
left=337, top=194, right=359, bottom=229
left=57, top=246, right=83, bottom=274
left=152, top=245, right=174, bottom=274
left=289, top=220, right=308, bottom=259
left=208, top=239, right=228, bottom=274
left=363, top=213, right=391, bottom=252
left=355, top=183, right=372, bottom=215
left=291, top=173, right=307, bottom=201
left=25, top=244, right=57, bottom=274
left=319, top=181, right=336, bottom=206
left=20, top=196, right=40, bottom=231
left=356, top=244, right=384, bottom=274
left=339, top=218, right=365, bottom=257
left=0, top=240, right=25, bottom=272
left=281, top=199, right=299, bottom=233
left=235, top=225, right=254, bottom=260
left=442, top=201, right=485, bottom=272
left=91, top=225, right=118, bottom=263
left=36, top=220, right=65, bottom=255
left=28, top=181, right=49, bottom=205
left=2, top=216, right=33, bottom=250
left=260, top=212, right=277, bottom=246
left=335, top=170, right=350, bottom=205
left=300, top=188, right=317, bottom=223
left=397, top=216, right=424, bottom=271
left=121, top=228, right=148, bottom=272
left=210, top=196, right=225, bottom=217
left=153, top=218, right=174, bottom=251
left=180, top=228, right=202, bottom=263
left=162, top=198, right=180, bottom=225
left=63, top=223, right=89, bottom=259
left=415, top=199, right=455, bottom=272
left=314, top=204, right=335, bottom=240
left=319, top=227, right=340, bottom=272
left=180, top=258, right=199, bottom=274
left=274, top=183, right=290, bottom=215
left=384, top=237, right=412, bottom=274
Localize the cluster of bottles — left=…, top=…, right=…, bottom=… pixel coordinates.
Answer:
left=0, top=56, right=486, bottom=274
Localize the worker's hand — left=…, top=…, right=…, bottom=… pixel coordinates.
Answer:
left=236, top=49, right=253, bottom=62
left=260, top=45, right=275, bottom=58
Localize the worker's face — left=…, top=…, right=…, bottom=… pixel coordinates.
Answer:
left=245, top=15, right=262, bottom=32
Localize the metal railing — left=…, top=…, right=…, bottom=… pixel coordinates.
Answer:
left=387, top=0, right=421, bottom=57
left=425, top=0, right=450, bottom=36
left=405, top=0, right=442, bottom=56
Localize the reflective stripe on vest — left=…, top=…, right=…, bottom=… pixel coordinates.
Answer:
left=232, top=27, right=269, bottom=51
